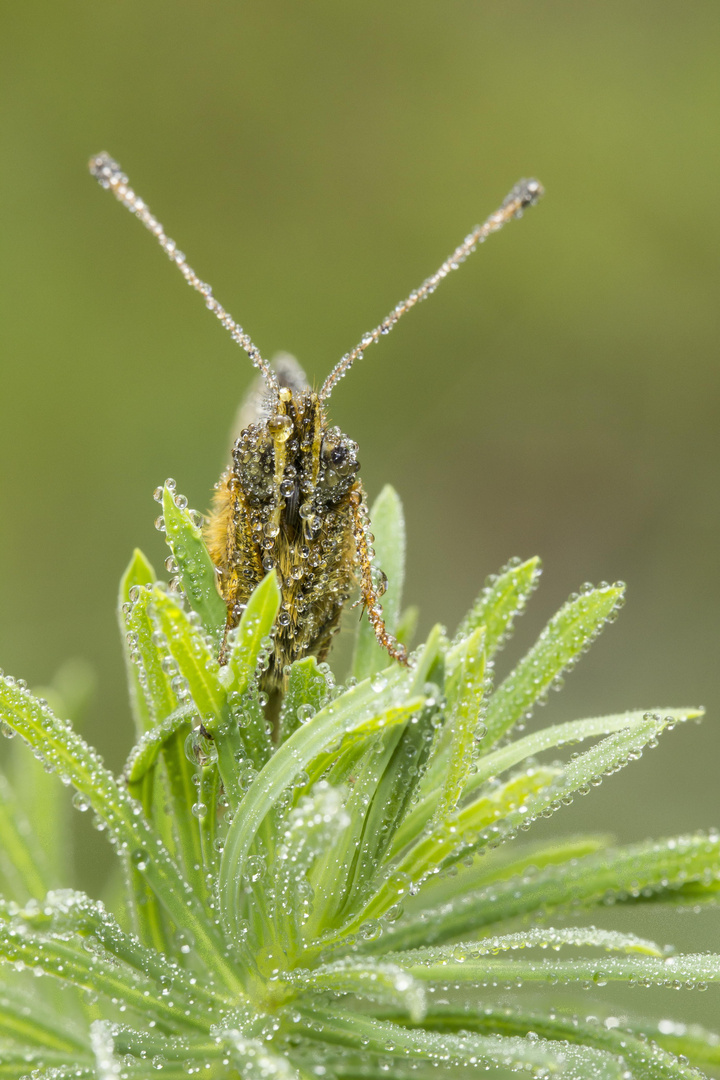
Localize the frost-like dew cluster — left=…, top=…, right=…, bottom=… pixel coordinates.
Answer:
left=0, top=485, right=718, bottom=1079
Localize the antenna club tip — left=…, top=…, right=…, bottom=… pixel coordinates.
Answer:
left=88, top=152, right=126, bottom=188
left=504, top=178, right=544, bottom=215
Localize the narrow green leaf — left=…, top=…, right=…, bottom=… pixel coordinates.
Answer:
left=395, top=605, right=419, bottom=650
left=123, top=585, right=223, bottom=895
left=385, top=711, right=675, bottom=906
left=0, top=678, right=240, bottom=993
left=0, top=767, right=53, bottom=901
left=340, top=704, right=438, bottom=918
left=122, top=581, right=236, bottom=887
left=119, top=548, right=157, bottom=598
left=417, top=1003, right=706, bottom=1080
left=5, top=664, right=95, bottom=911
left=223, top=571, right=282, bottom=698
left=199, top=761, right=222, bottom=875
left=215, top=1029, right=304, bottom=1080
left=214, top=571, right=280, bottom=785
left=123, top=704, right=197, bottom=784
left=162, top=482, right=226, bottom=642
left=219, top=662, right=426, bottom=951
left=0, top=1043, right=90, bottom=1076
left=277, top=656, right=331, bottom=744
left=104, top=1025, right=218, bottom=1063
left=466, top=705, right=702, bottom=796
left=291, top=958, right=427, bottom=1023
left=390, top=704, right=695, bottom=889
left=89, top=1022, right=232, bottom=1078
left=394, top=765, right=562, bottom=883
left=408, top=623, right=446, bottom=693
left=162, top=731, right=206, bottom=897
left=433, top=626, right=487, bottom=822
left=149, top=587, right=226, bottom=720
left=28, top=890, right=227, bottom=1010
left=118, top=570, right=181, bottom=949
left=388, top=924, right=666, bottom=966
left=118, top=561, right=169, bottom=957
left=482, top=581, right=625, bottom=748
left=366, top=839, right=615, bottom=956
left=122, top=823, right=172, bottom=956
left=90, top=1019, right=123, bottom=1079
left=455, top=556, right=541, bottom=656
left=402, top=948, right=720, bottom=990
left=0, top=900, right=213, bottom=1032
left=451, top=713, right=690, bottom=870
left=429, top=829, right=720, bottom=939
left=330, top=767, right=561, bottom=951
left=270, top=783, right=351, bottom=962
left=122, top=584, right=176, bottom=732
left=0, top=981, right=88, bottom=1053
left=292, top=1004, right=620, bottom=1077
left=352, top=485, right=406, bottom=682
left=118, top=548, right=157, bottom=737
left=634, top=1018, right=720, bottom=1069
left=396, top=834, right=612, bottom=920
left=304, top=725, right=406, bottom=939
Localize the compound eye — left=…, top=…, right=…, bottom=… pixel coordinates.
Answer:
left=330, top=445, right=348, bottom=466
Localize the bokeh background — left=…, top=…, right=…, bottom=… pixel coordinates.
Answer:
left=1, top=0, right=719, bottom=1028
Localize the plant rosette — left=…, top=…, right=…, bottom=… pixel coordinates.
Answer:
left=0, top=483, right=719, bottom=1079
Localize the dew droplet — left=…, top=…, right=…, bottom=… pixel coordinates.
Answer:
left=130, top=848, right=150, bottom=870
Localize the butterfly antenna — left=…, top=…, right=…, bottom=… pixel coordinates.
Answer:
left=319, top=178, right=543, bottom=401
left=89, top=152, right=279, bottom=396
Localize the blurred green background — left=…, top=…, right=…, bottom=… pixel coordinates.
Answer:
left=1, top=0, right=719, bottom=1020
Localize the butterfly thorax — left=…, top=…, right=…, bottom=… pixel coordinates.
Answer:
left=205, top=387, right=362, bottom=684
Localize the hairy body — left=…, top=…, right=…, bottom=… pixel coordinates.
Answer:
left=205, top=369, right=403, bottom=686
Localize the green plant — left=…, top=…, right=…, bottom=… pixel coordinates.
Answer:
left=1, top=480, right=719, bottom=1079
